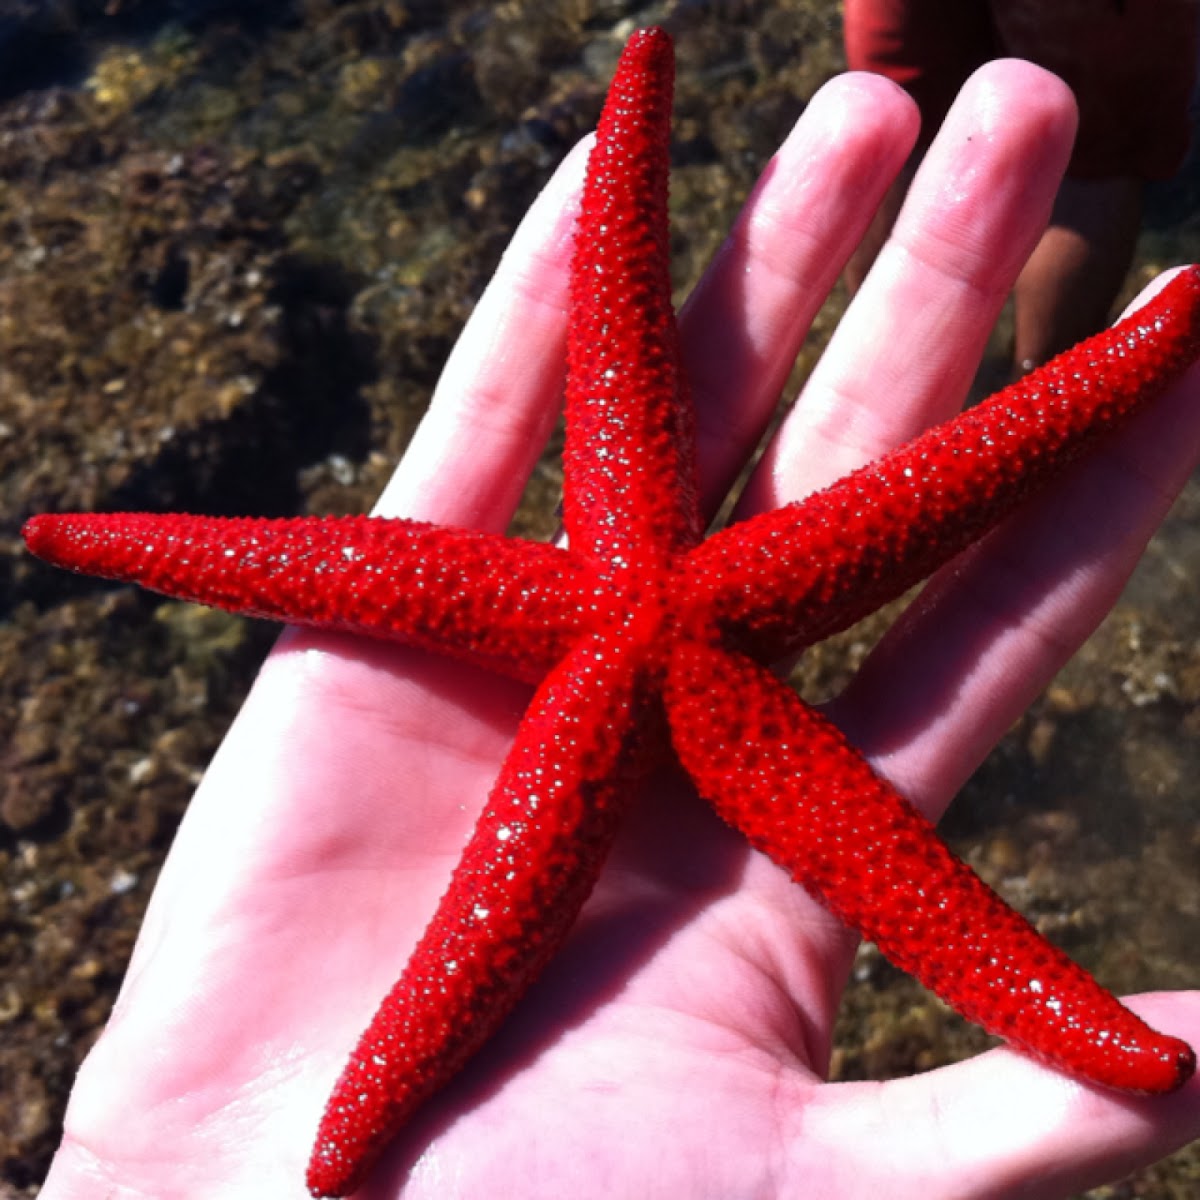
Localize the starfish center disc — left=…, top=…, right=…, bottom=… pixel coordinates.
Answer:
left=587, top=558, right=697, bottom=668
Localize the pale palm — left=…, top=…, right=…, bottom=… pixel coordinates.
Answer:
left=41, top=60, right=1200, bottom=1200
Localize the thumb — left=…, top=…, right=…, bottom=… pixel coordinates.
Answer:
left=786, top=993, right=1200, bottom=1200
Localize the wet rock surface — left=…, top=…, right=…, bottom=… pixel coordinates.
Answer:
left=1, top=1, right=1197, bottom=1195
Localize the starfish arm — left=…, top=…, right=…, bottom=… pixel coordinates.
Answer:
left=22, top=512, right=587, bottom=681
left=564, top=27, right=702, bottom=569
left=685, top=267, right=1200, bottom=658
left=663, top=637, right=1196, bottom=1093
left=306, top=629, right=646, bottom=1198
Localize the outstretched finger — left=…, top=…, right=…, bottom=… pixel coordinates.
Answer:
left=830, top=272, right=1200, bottom=812
left=374, top=139, right=590, bottom=528
left=741, top=58, right=1077, bottom=515
left=679, top=71, right=918, bottom=510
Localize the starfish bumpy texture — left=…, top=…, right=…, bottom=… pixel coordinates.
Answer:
left=23, top=27, right=1200, bottom=1198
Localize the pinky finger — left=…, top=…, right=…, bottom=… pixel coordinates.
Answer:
left=374, top=139, right=590, bottom=528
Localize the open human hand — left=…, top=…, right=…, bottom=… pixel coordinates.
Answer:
left=36, top=49, right=1200, bottom=1200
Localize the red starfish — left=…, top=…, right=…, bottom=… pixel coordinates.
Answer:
left=22, top=26, right=1200, bottom=1199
